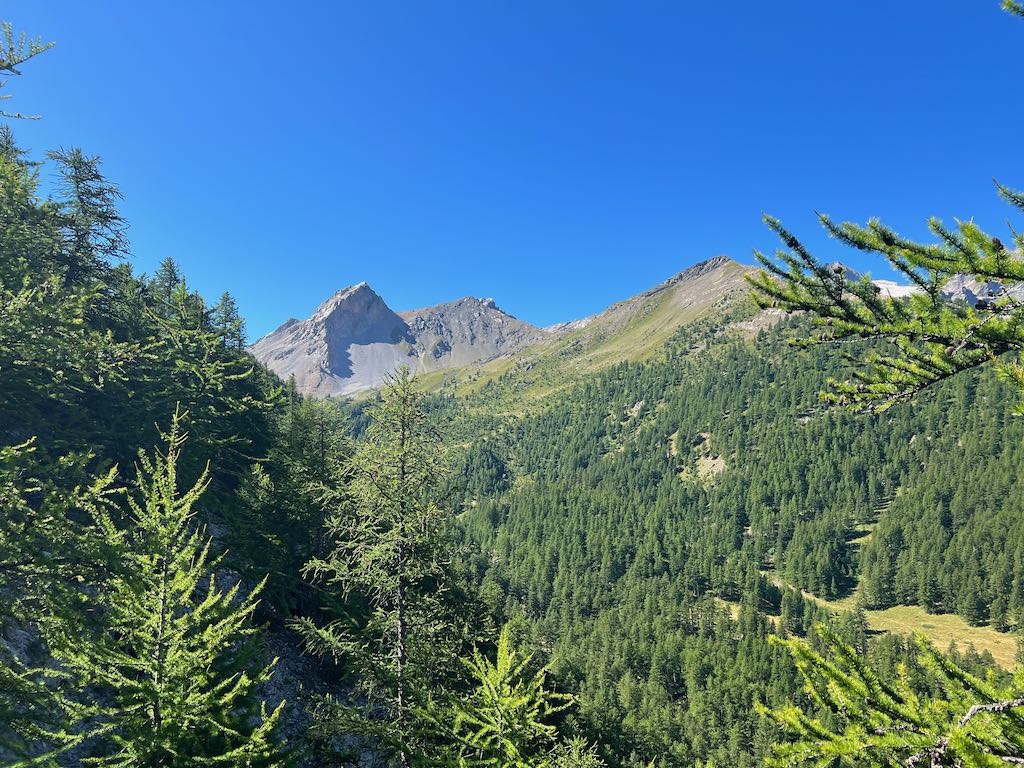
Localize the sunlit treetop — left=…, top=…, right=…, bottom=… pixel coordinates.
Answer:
left=0, top=22, right=53, bottom=120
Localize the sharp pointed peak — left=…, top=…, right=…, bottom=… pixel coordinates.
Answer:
left=309, top=281, right=393, bottom=322
left=318, top=281, right=383, bottom=303
left=329, top=280, right=374, bottom=296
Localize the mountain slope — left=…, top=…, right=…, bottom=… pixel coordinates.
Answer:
left=422, top=255, right=761, bottom=403
left=537, top=254, right=755, bottom=368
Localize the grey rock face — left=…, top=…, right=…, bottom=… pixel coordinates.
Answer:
left=399, top=296, right=544, bottom=367
left=250, top=284, right=543, bottom=397
left=941, top=274, right=1024, bottom=305
left=825, top=263, right=1024, bottom=304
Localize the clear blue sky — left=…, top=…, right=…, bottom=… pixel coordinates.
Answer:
left=4, top=1, right=1022, bottom=338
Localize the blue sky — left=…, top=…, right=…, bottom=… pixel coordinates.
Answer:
left=4, top=1, right=1022, bottom=338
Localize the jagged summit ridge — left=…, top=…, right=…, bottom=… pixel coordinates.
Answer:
left=250, top=283, right=544, bottom=397
left=663, top=254, right=735, bottom=284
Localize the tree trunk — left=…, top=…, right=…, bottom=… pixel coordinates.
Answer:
left=396, top=546, right=407, bottom=768
left=396, top=392, right=410, bottom=768
left=153, top=554, right=169, bottom=736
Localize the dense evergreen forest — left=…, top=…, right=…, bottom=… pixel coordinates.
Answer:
left=5, top=6, right=1024, bottom=767
left=445, top=310, right=1024, bottom=765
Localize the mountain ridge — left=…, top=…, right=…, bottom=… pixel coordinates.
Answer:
left=251, top=256, right=760, bottom=397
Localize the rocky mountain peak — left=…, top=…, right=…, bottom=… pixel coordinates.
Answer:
left=251, top=285, right=544, bottom=397
left=311, top=281, right=382, bottom=319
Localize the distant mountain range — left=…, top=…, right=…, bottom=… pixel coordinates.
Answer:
left=254, top=256, right=1012, bottom=398
left=250, top=255, right=757, bottom=397
left=833, top=262, right=1024, bottom=303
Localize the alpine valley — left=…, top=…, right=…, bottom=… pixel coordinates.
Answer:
left=6, top=4, right=1024, bottom=767
left=246, top=254, right=1024, bottom=764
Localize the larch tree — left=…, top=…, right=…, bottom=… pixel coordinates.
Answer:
left=760, top=628, right=1024, bottom=768
left=424, top=624, right=576, bottom=768
left=748, top=179, right=1024, bottom=413
left=149, top=257, right=185, bottom=316
left=38, top=411, right=284, bottom=766
left=297, top=366, right=458, bottom=766
left=236, top=396, right=350, bottom=617
left=48, top=146, right=129, bottom=289
left=212, top=291, right=248, bottom=351
left=0, top=21, right=53, bottom=120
